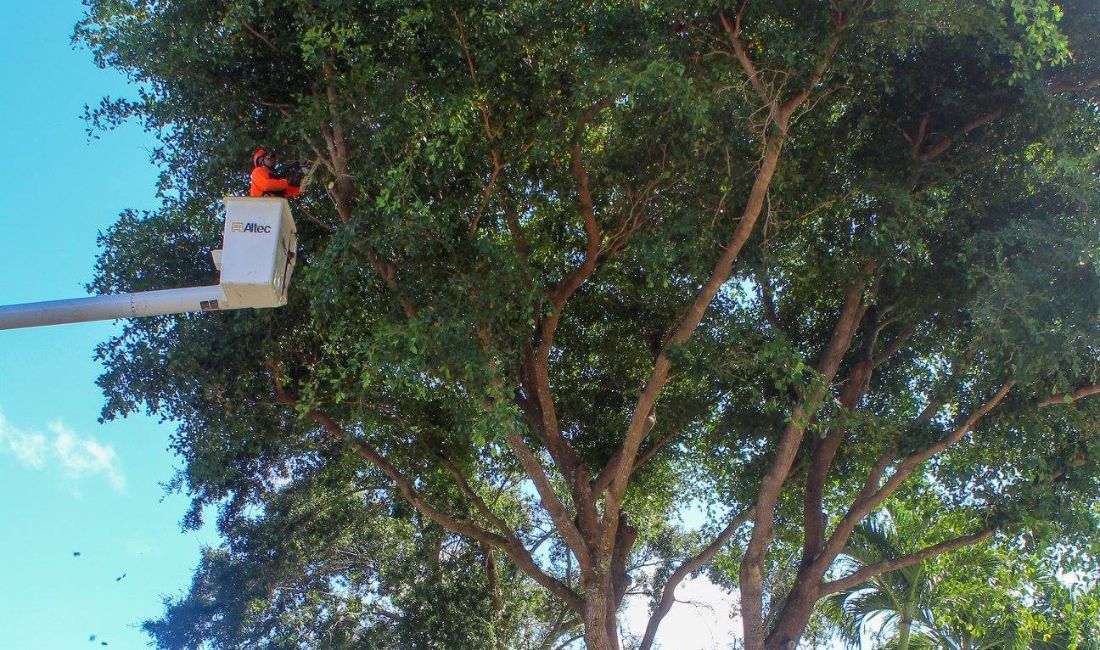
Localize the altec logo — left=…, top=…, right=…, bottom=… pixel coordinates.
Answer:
left=231, top=222, right=273, bottom=234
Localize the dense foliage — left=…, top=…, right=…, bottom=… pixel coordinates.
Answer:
left=77, top=1, right=1100, bottom=648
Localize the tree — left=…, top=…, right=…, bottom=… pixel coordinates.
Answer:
left=76, top=1, right=1100, bottom=649
left=823, top=509, right=943, bottom=650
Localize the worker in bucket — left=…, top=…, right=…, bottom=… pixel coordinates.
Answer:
left=250, top=147, right=302, bottom=198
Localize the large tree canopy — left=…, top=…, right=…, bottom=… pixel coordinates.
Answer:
left=77, top=1, right=1100, bottom=648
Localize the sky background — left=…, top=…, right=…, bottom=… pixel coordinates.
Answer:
left=0, top=2, right=217, bottom=648
left=0, top=3, right=739, bottom=648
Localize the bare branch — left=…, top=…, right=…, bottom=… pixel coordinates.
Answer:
left=256, top=98, right=291, bottom=109
left=739, top=265, right=874, bottom=642
left=504, top=431, right=593, bottom=575
left=551, top=633, right=585, bottom=650
left=521, top=101, right=613, bottom=504
left=719, top=8, right=777, bottom=115
left=453, top=10, right=506, bottom=234
left=758, top=278, right=787, bottom=334
left=1050, top=75, right=1100, bottom=95
left=599, top=131, right=790, bottom=552
left=364, top=249, right=419, bottom=319
left=330, top=418, right=582, bottom=610
left=912, top=114, right=929, bottom=153
left=471, top=150, right=504, bottom=233
left=601, top=6, right=850, bottom=531
left=505, top=201, right=531, bottom=266
left=442, top=458, right=514, bottom=536
left=777, top=36, right=841, bottom=119
left=632, top=424, right=679, bottom=472
left=890, top=381, right=1014, bottom=475
left=871, top=322, right=915, bottom=368
left=639, top=507, right=754, bottom=650
left=240, top=20, right=278, bottom=54
left=1039, top=384, right=1100, bottom=407
left=820, top=527, right=996, bottom=595
left=575, top=98, right=614, bottom=139
left=920, top=107, right=1005, bottom=162
left=320, top=58, right=355, bottom=220
left=721, top=4, right=843, bottom=127
left=300, top=132, right=337, bottom=176
left=803, top=297, right=882, bottom=561
left=590, top=407, right=656, bottom=495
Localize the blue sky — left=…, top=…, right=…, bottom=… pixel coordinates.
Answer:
left=0, top=2, right=215, bottom=648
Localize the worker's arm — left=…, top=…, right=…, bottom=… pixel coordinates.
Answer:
left=250, top=166, right=291, bottom=195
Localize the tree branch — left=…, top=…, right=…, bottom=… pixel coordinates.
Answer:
left=471, top=150, right=504, bottom=233
left=638, top=507, right=755, bottom=650
left=333, top=419, right=583, bottom=611
left=739, top=264, right=873, bottom=645
left=270, top=370, right=584, bottom=612
left=453, top=10, right=505, bottom=234
left=240, top=20, right=279, bottom=54
left=820, top=527, right=996, bottom=596
left=481, top=542, right=507, bottom=650
left=919, top=107, right=1005, bottom=162
left=520, top=100, right=613, bottom=528
left=720, top=7, right=778, bottom=117
left=887, top=381, right=1015, bottom=479
left=1050, top=74, right=1100, bottom=95
left=871, top=322, right=915, bottom=368
left=441, top=458, right=515, bottom=537
left=814, top=381, right=1015, bottom=580
left=589, top=407, right=656, bottom=496
left=758, top=277, right=788, bottom=335
left=362, top=247, right=418, bottom=319
left=1038, top=384, right=1100, bottom=407
left=803, top=296, right=881, bottom=562
left=504, top=431, right=593, bottom=576
left=320, top=58, right=355, bottom=220
left=599, top=131, right=792, bottom=561
left=632, top=424, right=679, bottom=472
left=600, top=7, right=850, bottom=543
left=777, top=35, right=841, bottom=118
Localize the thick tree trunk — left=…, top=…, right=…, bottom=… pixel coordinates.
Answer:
left=763, top=578, right=819, bottom=650
left=582, top=580, right=620, bottom=650
left=581, top=513, right=635, bottom=650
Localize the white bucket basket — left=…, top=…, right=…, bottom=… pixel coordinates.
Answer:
left=214, top=197, right=297, bottom=309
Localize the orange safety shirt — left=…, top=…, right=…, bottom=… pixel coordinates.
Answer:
left=250, top=166, right=301, bottom=198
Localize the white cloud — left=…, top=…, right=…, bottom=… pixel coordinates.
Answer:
left=622, top=573, right=742, bottom=650
left=0, top=408, right=125, bottom=493
left=0, top=417, right=47, bottom=468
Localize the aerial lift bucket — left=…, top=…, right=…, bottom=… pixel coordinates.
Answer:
left=0, top=197, right=297, bottom=330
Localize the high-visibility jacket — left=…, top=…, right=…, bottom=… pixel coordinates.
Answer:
left=250, top=166, right=300, bottom=198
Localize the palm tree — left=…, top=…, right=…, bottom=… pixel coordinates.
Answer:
left=820, top=514, right=937, bottom=650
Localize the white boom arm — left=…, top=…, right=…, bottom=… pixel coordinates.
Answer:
left=0, top=197, right=297, bottom=331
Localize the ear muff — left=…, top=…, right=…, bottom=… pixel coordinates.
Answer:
left=252, top=147, right=272, bottom=167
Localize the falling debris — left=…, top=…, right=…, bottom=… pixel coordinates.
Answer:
left=88, top=634, right=96, bottom=642
left=115, top=573, right=127, bottom=582
left=73, top=552, right=82, bottom=557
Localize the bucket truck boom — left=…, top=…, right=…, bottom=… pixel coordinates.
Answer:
left=0, top=197, right=296, bottom=330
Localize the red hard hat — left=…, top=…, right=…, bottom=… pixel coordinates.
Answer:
left=252, top=147, right=275, bottom=167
